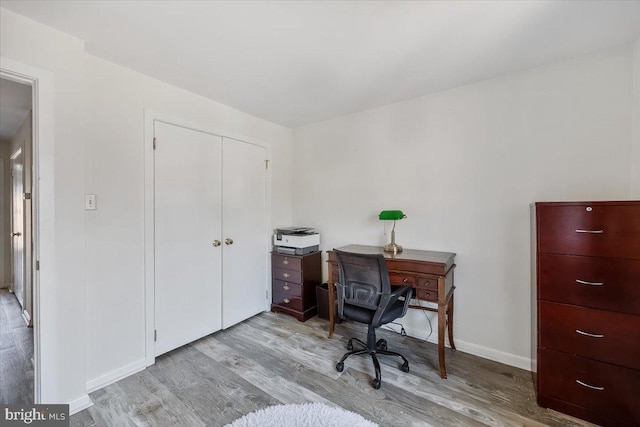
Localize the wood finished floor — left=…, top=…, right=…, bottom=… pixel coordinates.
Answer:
left=71, top=312, right=594, bottom=427
left=0, top=287, right=34, bottom=405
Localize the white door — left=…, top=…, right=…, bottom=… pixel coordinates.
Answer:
left=222, top=138, right=267, bottom=328
left=154, top=121, right=223, bottom=356
left=11, top=148, right=25, bottom=309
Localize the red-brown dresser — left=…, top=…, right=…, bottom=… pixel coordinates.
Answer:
left=270, top=251, right=321, bottom=321
left=533, top=201, right=640, bottom=426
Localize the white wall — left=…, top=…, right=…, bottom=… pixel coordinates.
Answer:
left=632, top=36, right=640, bottom=198
left=292, top=45, right=634, bottom=368
left=1, top=7, right=293, bottom=405
left=83, top=54, right=293, bottom=384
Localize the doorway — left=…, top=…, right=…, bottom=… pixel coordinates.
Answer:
left=0, top=77, right=34, bottom=404
left=1, top=57, right=57, bottom=406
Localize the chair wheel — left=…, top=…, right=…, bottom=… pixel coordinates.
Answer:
left=336, top=362, right=344, bottom=372
left=376, top=339, right=387, bottom=350
left=401, top=362, right=409, bottom=373
left=372, top=379, right=381, bottom=389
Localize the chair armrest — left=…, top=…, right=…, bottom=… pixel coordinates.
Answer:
left=372, top=285, right=413, bottom=328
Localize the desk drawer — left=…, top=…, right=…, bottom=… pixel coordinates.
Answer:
left=389, top=272, right=416, bottom=286
left=415, top=288, right=437, bottom=302
left=271, top=254, right=302, bottom=271
left=539, top=302, right=640, bottom=370
left=538, top=348, right=640, bottom=424
left=272, top=279, right=302, bottom=297
left=537, top=203, right=640, bottom=259
left=272, top=267, right=302, bottom=284
left=417, top=276, right=438, bottom=290
left=538, top=253, right=640, bottom=315
left=272, top=291, right=303, bottom=312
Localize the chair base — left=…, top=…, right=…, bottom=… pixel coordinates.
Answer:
left=335, top=324, right=409, bottom=389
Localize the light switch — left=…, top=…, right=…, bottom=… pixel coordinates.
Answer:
left=85, top=194, right=97, bottom=210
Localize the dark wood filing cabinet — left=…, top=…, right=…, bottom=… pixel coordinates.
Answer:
left=534, top=201, right=640, bottom=426
left=270, top=251, right=321, bottom=322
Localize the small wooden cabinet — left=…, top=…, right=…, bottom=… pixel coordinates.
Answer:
left=271, top=251, right=321, bottom=321
left=533, top=201, right=640, bottom=426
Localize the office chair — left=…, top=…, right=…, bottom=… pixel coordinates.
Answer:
left=333, top=249, right=413, bottom=389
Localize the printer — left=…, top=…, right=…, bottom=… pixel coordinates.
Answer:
left=273, top=227, right=320, bottom=255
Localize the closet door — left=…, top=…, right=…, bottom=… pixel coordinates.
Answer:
left=222, top=138, right=267, bottom=328
left=154, top=121, right=222, bottom=356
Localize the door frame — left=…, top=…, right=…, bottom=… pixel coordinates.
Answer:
left=1, top=57, right=55, bottom=405
left=143, top=110, right=272, bottom=366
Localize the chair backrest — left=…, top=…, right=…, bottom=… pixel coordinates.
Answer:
left=334, top=250, right=392, bottom=311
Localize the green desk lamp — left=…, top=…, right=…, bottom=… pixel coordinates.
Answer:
left=379, top=210, right=407, bottom=253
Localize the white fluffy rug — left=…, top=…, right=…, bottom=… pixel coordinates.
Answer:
left=225, top=403, right=378, bottom=427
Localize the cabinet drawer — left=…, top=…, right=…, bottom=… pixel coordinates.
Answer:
left=272, top=291, right=302, bottom=312
left=272, top=279, right=302, bottom=297
left=539, top=302, right=640, bottom=370
left=388, top=273, right=416, bottom=286
left=271, top=253, right=302, bottom=271
left=538, top=348, right=640, bottom=424
left=272, top=267, right=302, bottom=284
left=417, top=276, right=438, bottom=290
left=415, top=288, right=437, bottom=302
left=538, top=253, right=640, bottom=314
left=537, top=203, right=640, bottom=259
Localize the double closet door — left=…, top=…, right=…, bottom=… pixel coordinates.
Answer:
left=154, top=121, right=267, bottom=357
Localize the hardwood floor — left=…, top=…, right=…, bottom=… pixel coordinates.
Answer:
left=0, top=287, right=34, bottom=404
left=71, top=312, right=594, bottom=427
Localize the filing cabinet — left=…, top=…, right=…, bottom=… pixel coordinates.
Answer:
left=533, top=201, right=640, bottom=426
left=271, top=251, right=322, bottom=321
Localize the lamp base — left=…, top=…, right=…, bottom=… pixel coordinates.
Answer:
left=383, top=243, right=403, bottom=254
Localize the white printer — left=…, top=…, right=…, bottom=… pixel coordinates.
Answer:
left=273, top=227, right=320, bottom=255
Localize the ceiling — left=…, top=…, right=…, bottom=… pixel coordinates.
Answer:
left=2, top=1, right=640, bottom=128
left=0, top=78, right=32, bottom=141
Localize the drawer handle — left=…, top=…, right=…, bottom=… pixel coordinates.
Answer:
left=283, top=285, right=290, bottom=290
left=575, top=229, right=603, bottom=234
left=576, top=279, right=603, bottom=286
left=283, top=298, right=290, bottom=304
left=283, top=259, right=289, bottom=265
left=576, top=380, right=604, bottom=391
left=283, top=273, right=290, bottom=278
left=576, top=329, right=604, bottom=338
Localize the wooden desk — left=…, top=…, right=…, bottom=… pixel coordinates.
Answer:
left=327, top=245, right=456, bottom=379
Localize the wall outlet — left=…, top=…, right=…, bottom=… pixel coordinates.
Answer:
left=85, top=194, right=97, bottom=210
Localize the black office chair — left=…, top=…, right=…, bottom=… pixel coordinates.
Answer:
left=333, top=249, right=413, bottom=389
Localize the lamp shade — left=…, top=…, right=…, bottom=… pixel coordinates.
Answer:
left=379, top=210, right=405, bottom=220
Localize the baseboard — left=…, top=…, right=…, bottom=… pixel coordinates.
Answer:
left=397, top=322, right=532, bottom=371
left=68, top=394, right=93, bottom=415
left=86, top=358, right=147, bottom=394
left=448, top=338, right=532, bottom=371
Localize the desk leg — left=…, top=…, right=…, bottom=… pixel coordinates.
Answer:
left=328, top=281, right=335, bottom=339
left=447, top=293, right=456, bottom=350
left=437, top=301, right=447, bottom=379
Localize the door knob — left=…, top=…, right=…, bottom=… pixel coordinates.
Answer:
left=212, top=240, right=221, bottom=247
left=225, top=238, right=234, bottom=245
left=12, top=232, right=21, bottom=237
